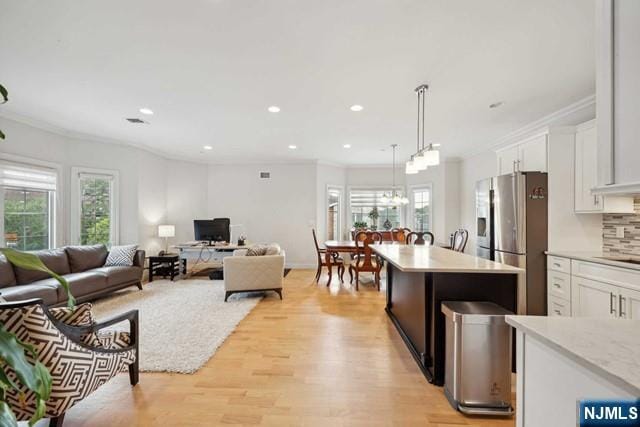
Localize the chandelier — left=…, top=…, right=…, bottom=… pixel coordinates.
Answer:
left=381, top=144, right=409, bottom=206
left=406, top=84, right=440, bottom=174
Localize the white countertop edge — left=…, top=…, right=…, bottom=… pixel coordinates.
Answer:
left=506, top=316, right=640, bottom=395
left=546, top=251, right=640, bottom=272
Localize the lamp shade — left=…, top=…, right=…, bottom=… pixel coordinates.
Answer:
left=158, top=225, right=175, bottom=238
left=424, top=149, right=440, bottom=166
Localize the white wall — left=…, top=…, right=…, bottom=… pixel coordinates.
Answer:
left=166, top=160, right=209, bottom=244
left=207, top=163, right=317, bottom=267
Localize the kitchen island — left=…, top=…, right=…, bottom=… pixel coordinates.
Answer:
left=372, top=244, right=522, bottom=385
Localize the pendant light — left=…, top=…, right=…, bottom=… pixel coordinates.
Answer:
left=406, top=84, right=440, bottom=174
left=383, top=144, right=409, bottom=205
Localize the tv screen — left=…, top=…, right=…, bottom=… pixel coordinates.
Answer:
left=194, top=219, right=230, bottom=243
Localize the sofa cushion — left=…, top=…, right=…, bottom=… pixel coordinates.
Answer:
left=0, top=281, right=60, bottom=305
left=65, top=245, right=108, bottom=273
left=246, top=245, right=268, bottom=256
left=0, top=255, right=17, bottom=288
left=60, top=272, right=108, bottom=301
left=13, top=248, right=71, bottom=285
left=94, top=266, right=142, bottom=287
left=104, top=245, right=138, bottom=267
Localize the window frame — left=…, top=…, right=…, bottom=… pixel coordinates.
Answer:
left=347, top=185, right=407, bottom=233
left=0, top=154, right=62, bottom=249
left=326, top=184, right=344, bottom=241
left=70, top=166, right=120, bottom=246
left=408, top=183, right=433, bottom=232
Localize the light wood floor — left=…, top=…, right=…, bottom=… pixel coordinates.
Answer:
left=60, top=269, right=515, bottom=426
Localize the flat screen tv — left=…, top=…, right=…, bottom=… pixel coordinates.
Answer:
left=194, top=219, right=230, bottom=243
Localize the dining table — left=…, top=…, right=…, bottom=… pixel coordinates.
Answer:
left=323, top=240, right=360, bottom=286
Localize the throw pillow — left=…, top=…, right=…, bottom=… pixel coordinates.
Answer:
left=48, top=303, right=102, bottom=347
left=246, top=245, right=268, bottom=256
left=265, top=243, right=281, bottom=256
left=105, top=244, right=138, bottom=266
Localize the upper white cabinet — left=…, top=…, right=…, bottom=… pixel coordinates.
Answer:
left=496, top=134, right=547, bottom=175
left=594, top=0, right=640, bottom=194
left=574, top=120, right=634, bottom=213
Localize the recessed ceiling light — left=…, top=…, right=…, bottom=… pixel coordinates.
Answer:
left=268, top=106, right=281, bottom=113
left=203, top=145, right=213, bottom=150
left=343, top=144, right=352, bottom=148
left=489, top=101, right=504, bottom=109
left=288, top=145, right=297, bottom=150
left=350, top=105, right=363, bottom=112
left=139, top=107, right=154, bottom=115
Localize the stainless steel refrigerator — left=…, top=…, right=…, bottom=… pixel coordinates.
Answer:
left=475, top=172, right=548, bottom=315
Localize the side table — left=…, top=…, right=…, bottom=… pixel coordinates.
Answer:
left=148, top=254, right=187, bottom=282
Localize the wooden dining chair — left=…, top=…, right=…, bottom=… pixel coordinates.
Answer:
left=391, top=227, right=411, bottom=243
left=349, top=231, right=383, bottom=290
left=406, top=231, right=435, bottom=246
left=451, top=228, right=469, bottom=252
left=312, top=229, right=344, bottom=283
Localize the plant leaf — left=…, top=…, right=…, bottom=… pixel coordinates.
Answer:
left=0, top=367, right=19, bottom=391
left=0, top=327, right=41, bottom=394
left=0, top=248, right=76, bottom=309
left=0, top=84, right=7, bottom=104
left=28, top=398, right=46, bottom=427
left=0, top=402, right=18, bottom=427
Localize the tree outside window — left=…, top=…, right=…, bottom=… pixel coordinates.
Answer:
left=79, top=177, right=112, bottom=245
left=412, top=188, right=431, bottom=231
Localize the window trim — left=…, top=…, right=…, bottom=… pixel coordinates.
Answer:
left=70, top=166, right=120, bottom=246
left=0, top=153, right=62, bottom=248
left=347, top=185, right=407, bottom=232
left=408, top=183, right=433, bottom=232
left=326, top=184, right=344, bottom=241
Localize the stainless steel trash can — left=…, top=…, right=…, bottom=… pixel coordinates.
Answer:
left=441, top=301, right=514, bottom=416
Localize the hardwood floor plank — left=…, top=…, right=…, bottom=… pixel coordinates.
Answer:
left=56, top=269, right=514, bottom=426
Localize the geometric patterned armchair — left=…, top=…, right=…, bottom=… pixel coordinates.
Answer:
left=0, top=298, right=139, bottom=427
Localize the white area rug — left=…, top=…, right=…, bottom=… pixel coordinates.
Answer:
left=91, top=280, right=262, bottom=374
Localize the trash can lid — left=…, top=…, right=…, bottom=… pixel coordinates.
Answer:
left=441, top=301, right=513, bottom=324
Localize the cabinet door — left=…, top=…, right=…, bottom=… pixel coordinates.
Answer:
left=575, top=126, right=601, bottom=212
left=497, top=146, right=519, bottom=175
left=620, top=287, right=640, bottom=320
left=571, top=277, right=618, bottom=318
left=519, top=135, right=548, bottom=172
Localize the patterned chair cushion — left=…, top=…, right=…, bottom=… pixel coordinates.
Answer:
left=97, top=330, right=132, bottom=350
left=48, top=303, right=102, bottom=347
left=245, top=245, right=268, bottom=256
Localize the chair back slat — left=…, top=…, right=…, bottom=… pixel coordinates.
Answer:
left=406, top=231, right=435, bottom=246
left=354, top=231, right=382, bottom=268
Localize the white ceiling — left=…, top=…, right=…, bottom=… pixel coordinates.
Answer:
left=0, top=0, right=595, bottom=165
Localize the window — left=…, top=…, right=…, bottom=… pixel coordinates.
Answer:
left=71, top=168, right=119, bottom=246
left=0, top=161, right=57, bottom=250
left=349, top=188, right=403, bottom=231
left=326, top=186, right=343, bottom=240
left=411, top=186, right=432, bottom=232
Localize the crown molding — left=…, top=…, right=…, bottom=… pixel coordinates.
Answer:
left=462, top=94, right=596, bottom=159
left=0, top=110, right=211, bottom=165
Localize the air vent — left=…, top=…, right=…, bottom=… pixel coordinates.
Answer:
left=260, top=172, right=270, bottom=179
left=125, top=118, right=147, bottom=124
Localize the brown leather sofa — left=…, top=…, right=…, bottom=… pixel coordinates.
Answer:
left=0, top=244, right=145, bottom=306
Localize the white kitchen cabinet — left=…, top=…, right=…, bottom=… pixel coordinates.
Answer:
left=497, top=146, right=520, bottom=175
left=571, top=276, right=618, bottom=318
left=496, top=134, right=547, bottom=175
left=518, top=134, right=548, bottom=172
left=620, top=286, right=640, bottom=320
left=574, top=120, right=634, bottom=213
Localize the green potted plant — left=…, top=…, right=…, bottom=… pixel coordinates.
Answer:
left=0, top=248, right=75, bottom=426
left=368, top=207, right=379, bottom=231
left=353, top=221, right=368, bottom=230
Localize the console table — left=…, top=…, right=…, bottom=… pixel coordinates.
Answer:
left=148, top=254, right=187, bottom=282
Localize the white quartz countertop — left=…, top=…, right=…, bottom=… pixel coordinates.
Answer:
left=546, top=250, right=640, bottom=271
left=506, top=316, right=640, bottom=394
left=372, top=244, right=523, bottom=273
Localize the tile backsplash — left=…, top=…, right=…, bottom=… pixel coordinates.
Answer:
left=603, top=198, right=640, bottom=256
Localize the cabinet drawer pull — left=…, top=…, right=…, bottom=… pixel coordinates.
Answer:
left=610, top=292, right=617, bottom=315
left=554, top=309, right=562, bottom=315
left=553, top=263, right=562, bottom=268
left=619, top=295, right=626, bottom=318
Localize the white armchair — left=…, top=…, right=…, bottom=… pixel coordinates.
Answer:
left=222, top=248, right=285, bottom=301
